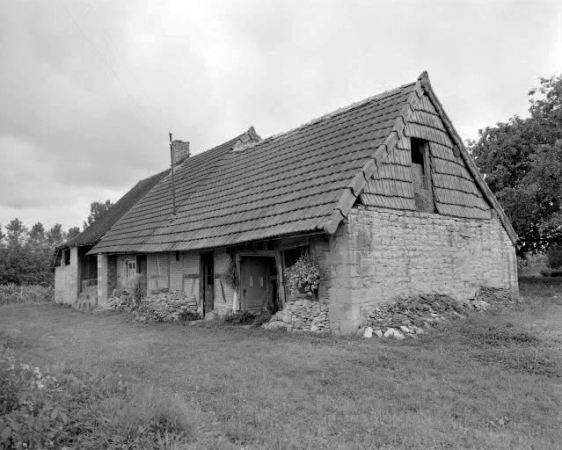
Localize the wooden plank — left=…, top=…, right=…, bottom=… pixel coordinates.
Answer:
left=182, top=273, right=199, bottom=280
left=274, top=247, right=285, bottom=309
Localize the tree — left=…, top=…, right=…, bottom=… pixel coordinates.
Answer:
left=46, top=224, right=66, bottom=247
left=0, top=220, right=72, bottom=286
left=83, top=200, right=113, bottom=230
left=469, top=74, right=562, bottom=254
left=6, top=218, right=28, bottom=248
left=29, top=222, right=46, bottom=246
left=67, top=226, right=81, bottom=240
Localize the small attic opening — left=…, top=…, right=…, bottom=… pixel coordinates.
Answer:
left=410, top=138, right=435, bottom=213
left=411, top=138, right=426, bottom=178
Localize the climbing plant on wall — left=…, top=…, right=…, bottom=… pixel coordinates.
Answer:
left=284, top=251, right=320, bottom=296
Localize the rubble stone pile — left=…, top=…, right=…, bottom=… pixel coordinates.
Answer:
left=100, top=289, right=199, bottom=323
left=363, top=286, right=515, bottom=340
left=263, top=297, right=330, bottom=333
left=103, top=289, right=134, bottom=310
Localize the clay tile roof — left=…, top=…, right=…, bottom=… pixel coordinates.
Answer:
left=87, top=71, right=517, bottom=254
left=61, top=169, right=170, bottom=249
left=90, top=81, right=418, bottom=254
left=89, top=128, right=261, bottom=254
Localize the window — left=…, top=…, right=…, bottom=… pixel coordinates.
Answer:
left=54, top=251, right=62, bottom=267
left=283, top=246, right=308, bottom=268
left=410, top=138, right=435, bottom=212
left=64, top=249, right=71, bottom=265
left=411, top=138, right=427, bottom=188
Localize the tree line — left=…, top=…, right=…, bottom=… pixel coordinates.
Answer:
left=0, top=201, right=113, bottom=285
left=2, top=76, right=561, bottom=285
left=469, top=74, right=562, bottom=259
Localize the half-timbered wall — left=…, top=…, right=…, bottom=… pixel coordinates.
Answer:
left=214, top=249, right=236, bottom=316
left=147, top=253, right=169, bottom=292
left=182, top=252, right=200, bottom=310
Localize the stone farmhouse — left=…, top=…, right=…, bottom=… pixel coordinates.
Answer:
left=53, top=72, right=518, bottom=334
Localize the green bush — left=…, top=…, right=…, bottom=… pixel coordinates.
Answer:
left=0, top=350, right=193, bottom=449
left=284, top=251, right=320, bottom=296
left=0, top=284, right=53, bottom=305
left=0, top=352, right=67, bottom=449
left=546, top=244, right=562, bottom=269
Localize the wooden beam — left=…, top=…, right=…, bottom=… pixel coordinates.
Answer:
left=238, top=250, right=276, bottom=257
left=274, top=247, right=285, bottom=309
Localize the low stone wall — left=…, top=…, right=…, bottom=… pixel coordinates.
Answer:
left=264, top=297, right=330, bottom=332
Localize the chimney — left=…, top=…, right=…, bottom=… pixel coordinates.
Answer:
left=171, top=140, right=190, bottom=165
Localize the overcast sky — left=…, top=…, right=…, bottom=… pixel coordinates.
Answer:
left=1, top=0, right=561, bottom=231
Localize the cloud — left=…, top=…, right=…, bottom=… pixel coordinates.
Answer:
left=0, top=0, right=560, bottom=230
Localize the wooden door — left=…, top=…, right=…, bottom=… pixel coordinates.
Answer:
left=126, top=260, right=137, bottom=283
left=136, top=255, right=147, bottom=297
left=201, top=253, right=214, bottom=315
left=241, top=257, right=268, bottom=312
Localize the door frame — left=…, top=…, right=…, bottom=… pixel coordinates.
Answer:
left=200, top=252, right=214, bottom=316
left=239, top=254, right=279, bottom=313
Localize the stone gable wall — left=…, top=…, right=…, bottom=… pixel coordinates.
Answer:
left=328, top=206, right=518, bottom=334
left=54, top=247, right=79, bottom=304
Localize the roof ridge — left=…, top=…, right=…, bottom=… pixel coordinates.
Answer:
left=251, top=81, right=417, bottom=149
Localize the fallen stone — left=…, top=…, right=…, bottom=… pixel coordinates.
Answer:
left=399, top=325, right=412, bottom=333
left=383, top=327, right=405, bottom=340
left=374, top=329, right=383, bottom=338
left=293, top=319, right=305, bottom=330
left=363, top=327, right=373, bottom=338
left=384, top=328, right=397, bottom=338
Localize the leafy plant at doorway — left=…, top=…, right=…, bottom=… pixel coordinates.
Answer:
left=126, top=274, right=146, bottom=304
left=221, top=254, right=239, bottom=289
left=284, top=251, right=320, bottom=296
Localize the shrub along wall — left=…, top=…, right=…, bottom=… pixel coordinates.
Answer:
left=0, top=284, right=54, bottom=305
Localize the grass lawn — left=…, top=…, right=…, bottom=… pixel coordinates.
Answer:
left=1, top=281, right=561, bottom=449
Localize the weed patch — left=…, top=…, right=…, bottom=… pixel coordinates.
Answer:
left=474, top=347, right=561, bottom=377
left=1, top=284, right=561, bottom=449
left=0, top=284, right=53, bottom=305
left=455, top=319, right=561, bottom=378
left=0, top=346, right=197, bottom=450
left=461, top=323, right=541, bottom=347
